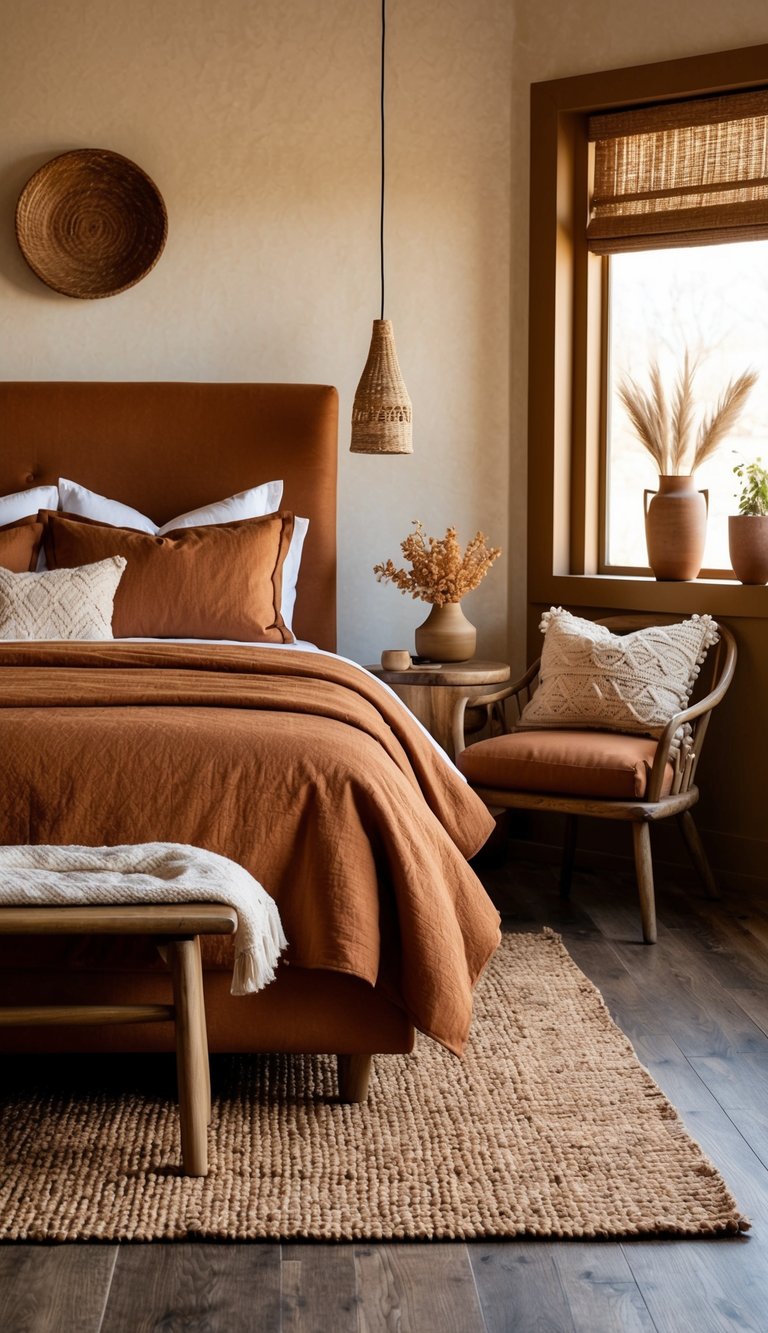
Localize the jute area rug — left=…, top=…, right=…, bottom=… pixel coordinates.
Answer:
left=0, top=929, right=748, bottom=1242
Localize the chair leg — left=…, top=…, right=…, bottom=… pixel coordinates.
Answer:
left=560, top=815, right=578, bottom=900
left=678, top=810, right=719, bottom=899
left=631, top=823, right=657, bottom=944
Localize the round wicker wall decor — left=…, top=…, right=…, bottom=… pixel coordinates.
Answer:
left=15, top=149, right=168, bottom=299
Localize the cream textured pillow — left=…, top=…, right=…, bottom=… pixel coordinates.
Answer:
left=0, top=557, right=126, bottom=641
left=518, top=607, right=720, bottom=737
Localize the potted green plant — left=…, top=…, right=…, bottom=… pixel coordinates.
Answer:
left=618, top=354, right=757, bottom=580
left=729, top=458, right=768, bottom=584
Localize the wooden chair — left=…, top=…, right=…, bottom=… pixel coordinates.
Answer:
left=453, top=617, right=737, bottom=943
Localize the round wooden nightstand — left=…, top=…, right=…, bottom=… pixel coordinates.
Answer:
left=367, top=659, right=510, bottom=760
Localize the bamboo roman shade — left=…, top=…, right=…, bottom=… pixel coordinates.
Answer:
left=587, top=89, right=768, bottom=252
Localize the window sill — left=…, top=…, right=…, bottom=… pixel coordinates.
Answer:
left=531, top=572, right=768, bottom=619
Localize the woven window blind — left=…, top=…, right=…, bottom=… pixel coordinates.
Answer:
left=587, top=89, right=768, bottom=253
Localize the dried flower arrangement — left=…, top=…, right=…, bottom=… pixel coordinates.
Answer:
left=373, top=522, right=501, bottom=607
left=618, top=352, right=758, bottom=475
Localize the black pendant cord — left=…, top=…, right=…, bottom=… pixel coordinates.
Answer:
left=380, top=0, right=386, bottom=321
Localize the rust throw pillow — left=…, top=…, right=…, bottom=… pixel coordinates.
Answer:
left=43, top=510, right=295, bottom=642
left=0, top=515, right=45, bottom=573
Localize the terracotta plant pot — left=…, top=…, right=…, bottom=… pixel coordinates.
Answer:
left=728, top=514, right=768, bottom=584
left=414, top=601, right=476, bottom=662
left=644, top=474, right=708, bottom=580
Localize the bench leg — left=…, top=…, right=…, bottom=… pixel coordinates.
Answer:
left=168, top=935, right=210, bottom=1176
left=195, top=937, right=212, bottom=1125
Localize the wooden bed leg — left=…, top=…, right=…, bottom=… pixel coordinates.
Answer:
left=337, top=1053, right=372, bottom=1103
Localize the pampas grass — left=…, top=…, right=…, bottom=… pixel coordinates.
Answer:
left=618, top=354, right=757, bottom=476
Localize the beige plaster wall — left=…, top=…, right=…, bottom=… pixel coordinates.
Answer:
left=0, top=0, right=513, bottom=665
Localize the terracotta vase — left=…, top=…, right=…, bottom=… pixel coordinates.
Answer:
left=728, top=514, right=768, bottom=584
left=644, top=474, right=708, bottom=580
left=414, top=601, right=476, bottom=662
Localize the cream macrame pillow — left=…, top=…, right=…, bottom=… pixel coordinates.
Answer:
left=519, top=607, right=720, bottom=737
left=0, top=557, right=126, bottom=640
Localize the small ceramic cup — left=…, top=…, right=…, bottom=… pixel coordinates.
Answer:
left=381, top=649, right=412, bottom=671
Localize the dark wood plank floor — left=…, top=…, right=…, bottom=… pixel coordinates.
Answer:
left=2, top=850, right=767, bottom=1333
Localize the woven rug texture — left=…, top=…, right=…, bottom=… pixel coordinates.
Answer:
left=0, top=929, right=748, bottom=1242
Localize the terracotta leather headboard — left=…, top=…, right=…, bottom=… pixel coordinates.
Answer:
left=0, top=381, right=338, bottom=651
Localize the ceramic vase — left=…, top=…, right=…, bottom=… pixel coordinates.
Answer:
left=414, top=601, right=476, bottom=662
left=728, top=514, right=768, bottom=584
left=644, top=474, right=708, bottom=580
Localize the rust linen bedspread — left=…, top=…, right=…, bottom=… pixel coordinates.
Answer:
left=0, top=643, right=500, bottom=1054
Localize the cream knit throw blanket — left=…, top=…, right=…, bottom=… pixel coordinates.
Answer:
left=0, top=843, right=287, bottom=996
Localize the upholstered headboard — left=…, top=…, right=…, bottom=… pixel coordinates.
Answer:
left=0, top=381, right=338, bottom=651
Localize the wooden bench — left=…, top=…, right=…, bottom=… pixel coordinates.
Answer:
left=0, top=903, right=238, bottom=1177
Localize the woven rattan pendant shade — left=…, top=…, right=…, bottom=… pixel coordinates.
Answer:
left=350, top=319, right=413, bottom=454
left=349, top=0, right=413, bottom=455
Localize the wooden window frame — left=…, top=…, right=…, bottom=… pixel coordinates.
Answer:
left=528, top=43, right=768, bottom=619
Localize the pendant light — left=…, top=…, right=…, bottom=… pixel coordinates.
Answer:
left=350, top=0, right=413, bottom=455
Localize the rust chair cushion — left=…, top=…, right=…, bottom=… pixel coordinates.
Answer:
left=458, top=729, right=674, bottom=799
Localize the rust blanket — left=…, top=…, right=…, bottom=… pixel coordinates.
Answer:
left=0, top=643, right=500, bottom=1054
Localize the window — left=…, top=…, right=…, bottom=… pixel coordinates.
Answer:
left=606, top=241, right=768, bottom=574
left=589, top=90, right=768, bottom=576
left=528, top=44, right=768, bottom=617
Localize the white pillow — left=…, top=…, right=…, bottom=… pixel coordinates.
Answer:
left=57, top=478, right=284, bottom=535
left=519, top=607, right=720, bottom=738
left=0, top=484, right=59, bottom=524
left=0, top=557, right=126, bottom=641
left=281, top=516, right=308, bottom=633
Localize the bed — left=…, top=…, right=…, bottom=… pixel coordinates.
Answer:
left=0, top=381, right=500, bottom=1098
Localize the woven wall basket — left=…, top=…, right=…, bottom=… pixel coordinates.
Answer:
left=15, top=149, right=167, bottom=299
